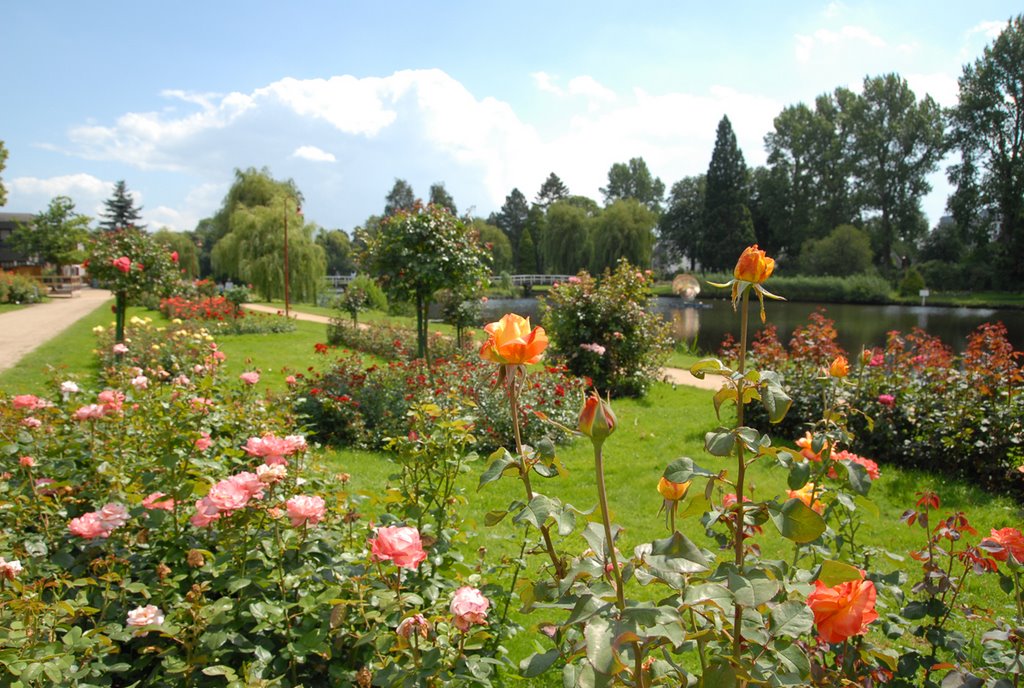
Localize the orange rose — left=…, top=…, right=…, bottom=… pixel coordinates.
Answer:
left=734, top=245, right=775, bottom=284
left=478, top=314, right=548, bottom=365
left=796, top=432, right=827, bottom=463
left=983, top=527, right=1024, bottom=563
left=658, top=476, right=690, bottom=501
left=787, top=484, right=824, bottom=514
left=578, top=391, right=616, bottom=446
left=807, top=570, right=878, bottom=644
left=829, top=355, right=850, bottom=378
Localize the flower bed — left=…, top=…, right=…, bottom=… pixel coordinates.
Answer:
left=326, top=318, right=473, bottom=361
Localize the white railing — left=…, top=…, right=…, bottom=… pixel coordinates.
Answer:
left=323, top=274, right=573, bottom=291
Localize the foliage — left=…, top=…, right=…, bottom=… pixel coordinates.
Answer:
left=701, top=271, right=892, bottom=304
left=0, top=333, right=508, bottom=686
left=600, top=157, right=665, bottom=213
left=11, top=196, right=91, bottom=270
left=659, top=174, right=705, bottom=271
left=291, top=350, right=585, bottom=453
left=490, top=188, right=530, bottom=266
left=428, top=182, right=457, bottom=216
left=702, top=116, right=756, bottom=269
left=316, top=228, right=357, bottom=276
left=358, top=203, right=490, bottom=359
left=541, top=200, right=592, bottom=274
left=591, top=198, right=657, bottom=273
left=471, top=219, right=513, bottom=274
left=948, top=14, right=1024, bottom=287
left=326, top=318, right=472, bottom=362
left=535, top=172, right=569, bottom=208
left=384, top=178, right=417, bottom=217
left=0, top=271, right=43, bottom=305
left=0, top=139, right=7, bottom=207
left=98, top=180, right=145, bottom=232
left=898, top=266, right=926, bottom=297
left=152, top=228, right=200, bottom=279
left=799, top=224, right=874, bottom=276
left=541, top=258, right=673, bottom=396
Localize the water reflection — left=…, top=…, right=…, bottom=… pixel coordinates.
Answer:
left=469, top=297, right=1024, bottom=355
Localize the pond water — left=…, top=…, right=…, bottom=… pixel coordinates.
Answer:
left=467, top=297, right=1024, bottom=355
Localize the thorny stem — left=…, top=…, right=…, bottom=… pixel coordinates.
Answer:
left=507, top=367, right=565, bottom=579
left=733, top=290, right=751, bottom=671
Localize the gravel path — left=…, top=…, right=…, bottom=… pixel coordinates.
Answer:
left=242, top=303, right=722, bottom=392
left=0, top=288, right=112, bottom=374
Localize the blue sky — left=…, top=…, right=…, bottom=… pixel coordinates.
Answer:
left=2, top=1, right=1018, bottom=234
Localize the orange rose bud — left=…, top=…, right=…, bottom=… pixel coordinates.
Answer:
left=658, top=476, right=690, bottom=501
left=579, top=391, right=616, bottom=447
left=733, top=245, right=775, bottom=284
left=829, top=355, right=850, bottom=378
left=479, top=314, right=548, bottom=365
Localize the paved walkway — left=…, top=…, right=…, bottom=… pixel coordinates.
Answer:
left=0, top=289, right=112, bottom=373
left=242, top=304, right=721, bottom=391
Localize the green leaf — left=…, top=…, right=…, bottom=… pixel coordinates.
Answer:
left=818, top=560, right=863, bottom=587
left=684, top=583, right=733, bottom=611
left=555, top=507, right=576, bottom=536
left=566, top=595, right=612, bottom=626
left=521, top=649, right=560, bottom=678
left=478, top=449, right=516, bottom=489
left=584, top=617, right=620, bottom=676
left=844, top=460, right=871, bottom=496
left=769, top=498, right=826, bottom=543
left=713, top=387, right=738, bottom=418
left=202, top=666, right=239, bottom=680
left=690, top=358, right=730, bottom=379
left=663, top=457, right=717, bottom=484
left=770, top=600, right=814, bottom=638
left=646, top=531, right=710, bottom=574
left=787, top=461, right=810, bottom=490
left=705, top=429, right=735, bottom=457
left=484, top=509, right=508, bottom=526
left=227, top=577, right=251, bottom=593
left=700, top=662, right=737, bottom=688
left=513, top=494, right=555, bottom=530
left=727, top=570, right=780, bottom=607
left=761, top=383, right=792, bottom=423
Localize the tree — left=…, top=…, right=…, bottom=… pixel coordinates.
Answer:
left=471, top=219, right=513, bottom=273
left=659, top=175, right=706, bottom=270
left=536, top=172, right=569, bottom=208
left=384, top=178, right=417, bottom=217
left=152, top=229, right=200, bottom=279
left=949, top=14, right=1024, bottom=286
left=592, top=199, right=657, bottom=272
left=492, top=188, right=530, bottom=259
left=517, top=225, right=537, bottom=273
left=359, top=204, right=490, bottom=358
left=0, top=140, right=7, bottom=207
left=702, top=116, right=756, bottom=269
left=847, top=74, right=944, bottom=269
left=317, top=229, right=357, bottom=275
left=523, top=205, right=547, bottom=273
left=600, top=157, right=666, bottom=213
left=99, top=180, right=145, bottom=231
left=543, top=201, right=593, bottom=273
left=211, top=195, right=325, bottom=303
left=196, top=167, right=300, bottom=279
left=799, top=224, right=874, bottom=276
left=12, top=196, right=91, bottom=272
left=428, top=182, right=457, bottom=216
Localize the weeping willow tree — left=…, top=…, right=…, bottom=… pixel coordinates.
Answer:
left=211, top=197, right=326, bottom=302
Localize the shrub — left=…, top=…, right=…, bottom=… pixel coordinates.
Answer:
left=799, top=224, right=874, bottom=276
left=292, top=351, right=586, bottom=453
left=541, top=258, right=672, bottom=397
left=701, top=272, right=893, bottom=304
left=0, top=271, right=42, bottom=304
left=898, top=266, right=926, bottom=297
left=326, top=319, right=472, bottom=362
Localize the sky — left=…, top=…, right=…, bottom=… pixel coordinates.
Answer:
left=2, top=1, right=1018, bottom=236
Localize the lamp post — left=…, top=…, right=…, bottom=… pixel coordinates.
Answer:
left=283, top=198, right=301, bottom=318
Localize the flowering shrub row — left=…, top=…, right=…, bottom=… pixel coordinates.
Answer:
left=159, top=295, right=295, bottom=335
left=291, top=347, right=587, bottom=452
left=326, top=318, right=473, bottom=361
left=733, top=312, right=1024, bottom=494
left=0, top=271, right=43, bottom=304
left=0, top=334, right=506, bottom=685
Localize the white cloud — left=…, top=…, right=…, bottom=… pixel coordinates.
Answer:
left=905, top=72, right=960, bottom=106
left=968, top=20, right=1007, bottom=40
left=531, top=71, right=563, bottom=96
left=10, top=173, right=111, bottom=198
left=292, top=145, right=336, bottom=163
left=567, top=76, right=617, bottom=111
left=795, top=25, right=887, bottom=63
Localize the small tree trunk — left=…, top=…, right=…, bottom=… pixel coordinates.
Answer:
left=114, top=291, right=127, bottom=344
left=415, top=294, right=427, bottom=360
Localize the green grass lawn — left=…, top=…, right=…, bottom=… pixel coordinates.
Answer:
left=3, top=302, right=1021, bottom=683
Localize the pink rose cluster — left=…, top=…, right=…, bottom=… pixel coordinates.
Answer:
left=126, top=604, right=164, bottom=635
left=68, top=503, right=129, bottom=539
left=877, top=393, right=895, bottom=407
left=191, top=471, right=265, bottom=527
left=142, top=492, right=175, bottom=511
left=0, top=557, right=22, bottom=581
left=450, top=586, right=490, bottom=632
left=830, top=450, right=882, bottom=481
left=370, top=526, right=427, bottom=570
left=112, top=256, right=132, bottom=273
left=244, top=433, right=307, bottom=466
left=12, top=394, right=49, bottom=411
left=239, top=371, right=260, bottom=385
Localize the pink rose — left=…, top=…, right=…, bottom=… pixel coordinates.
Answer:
left=170, top=251, right=179, bottom=263
left=19, top=456, right=35, bottom=467
left=244, top=434, right=304, bottom=465
left=370, top=526, right=427, bottom=570
left=130, top=375, right=149, bottom=390
left=12, top=394, right=43, bottom=410
left=878, top=394, right=895, bottom=407
left=61, top=381, right=80, bottom=395
left=396, top=614, right=432, bottom=639
left=35, top=478, right=57, bottom=496
left=96, top=503, right=129, bottom=531
left=190, top=498, right=221, bottom=527
left=126, top=604, right=164, bottom=629
left=286, top=495, right=326, bottom=527
left=112, top=343, right=129, bottom=355
left=206, top=473, right=262, bottom=513
left=142, top=492, right=175, bottom=511
left=190, top=397, right=213, bottom=412
left=112, top=256, right=132, bottom=273
left=68, top=512, right=110, bottom=539
left=0, top=557, right=22, bottom=580
left=21, top=417, right=42, bottom=428
left=74, top=404, right=106, bottom=421
left=239, top=371, right=260, bottom=385
left=97, top=389, right=125, bottom=412
left=175, top=375, right=192, bottom=387
left=285, top=375, right=297, bottom=386
left=450, top=586, right=490, bottom=632
left=194, top=432, right=212, bottom=451
left=256, top=463, right=287, bottom=484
